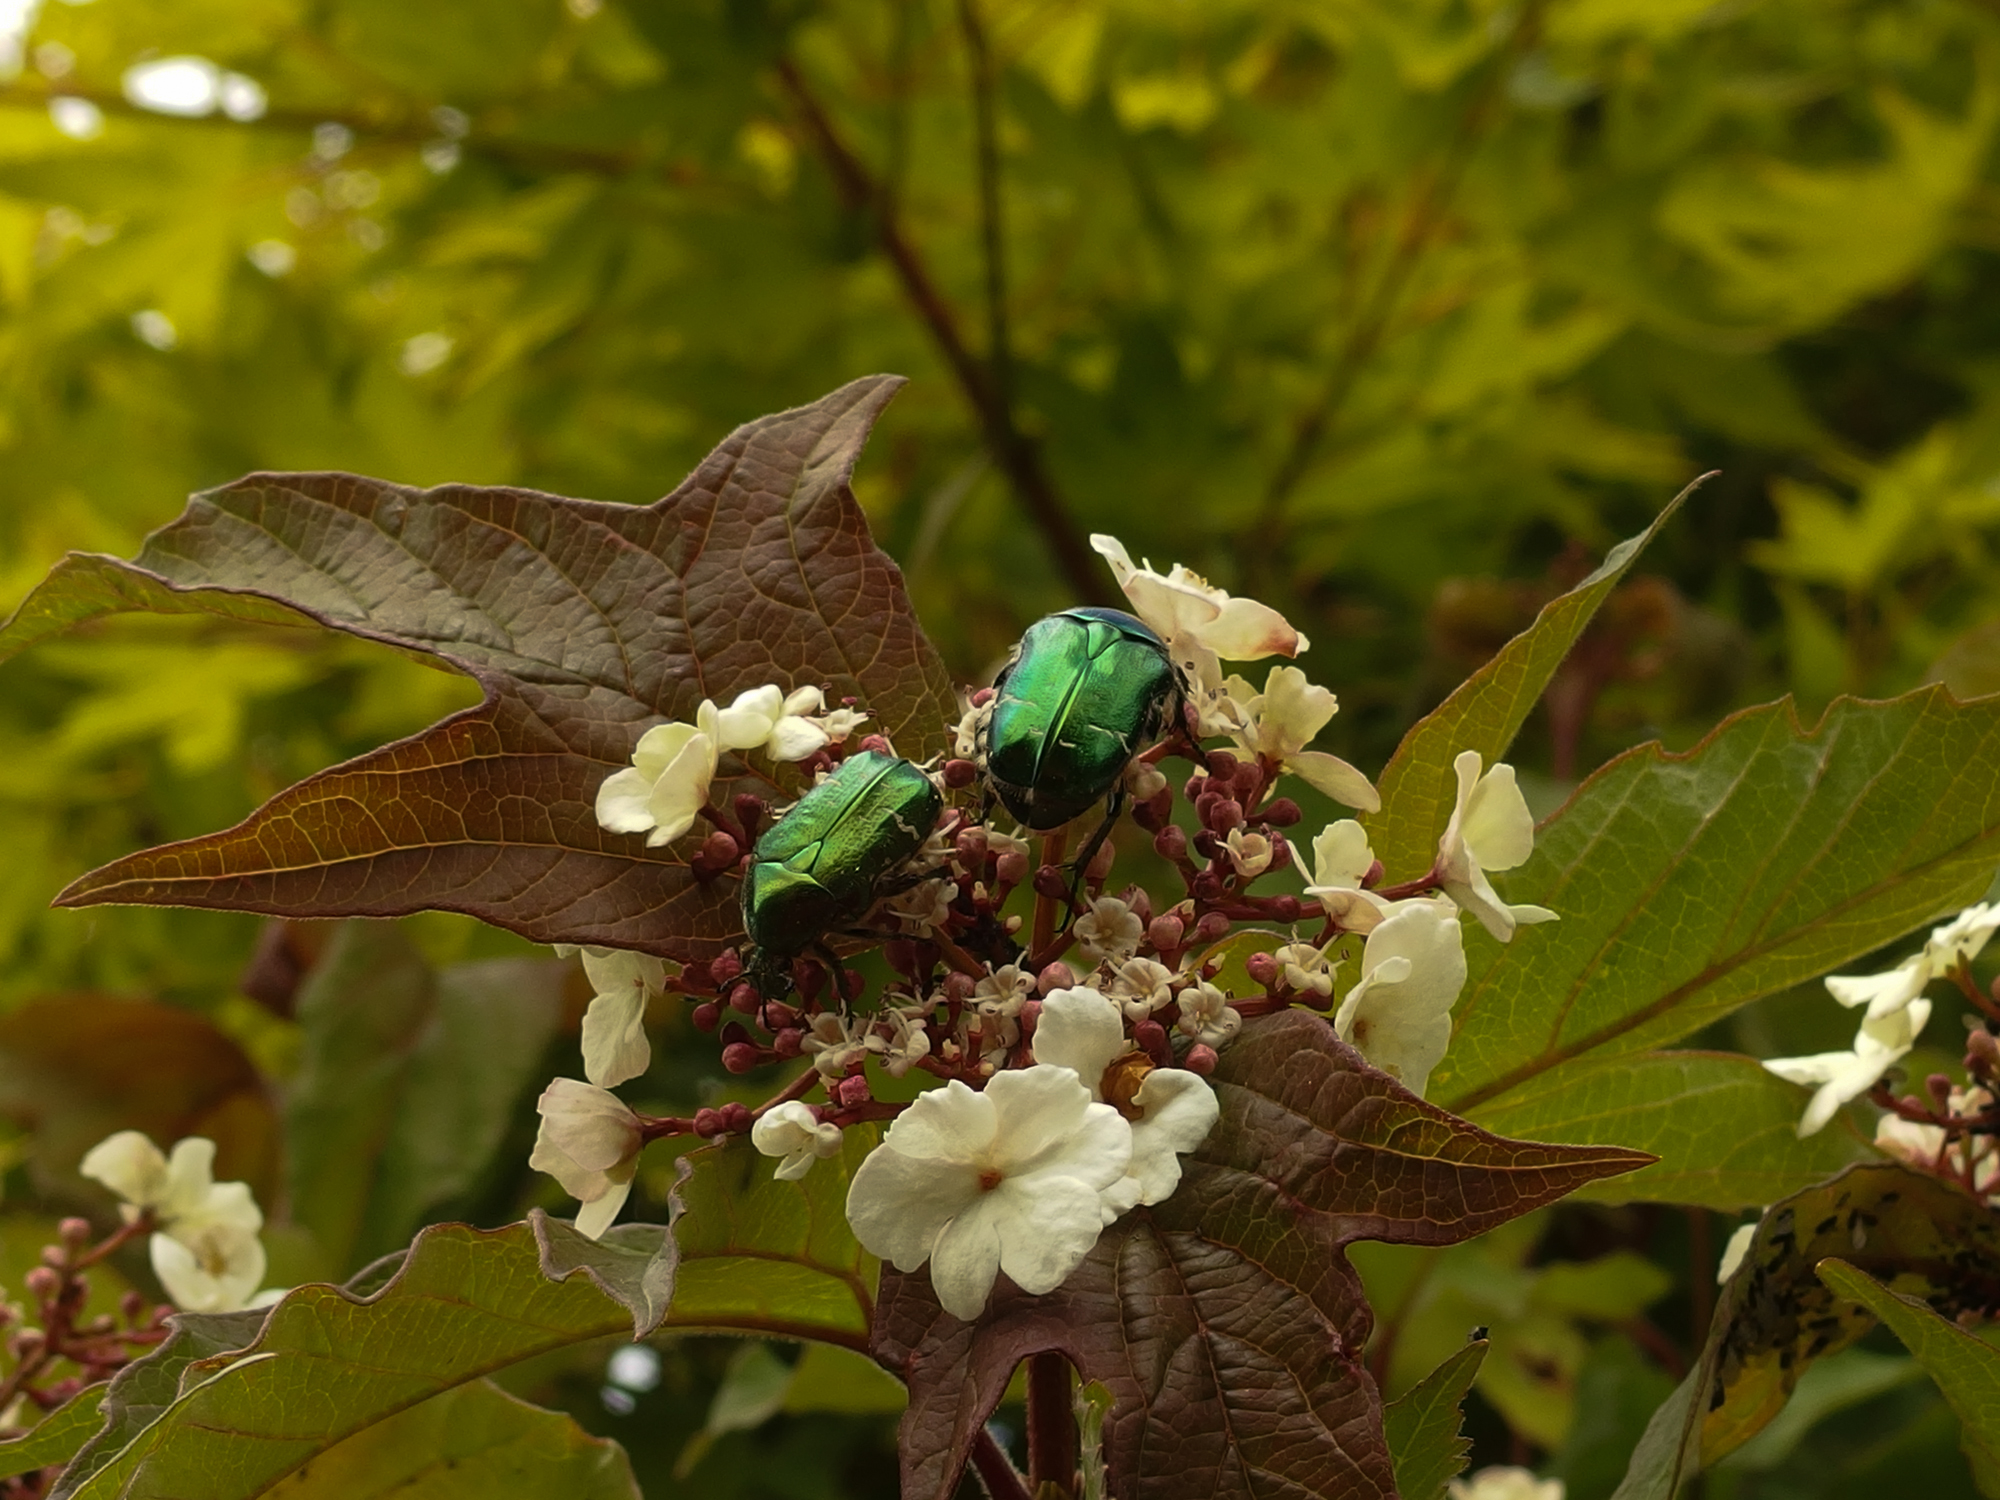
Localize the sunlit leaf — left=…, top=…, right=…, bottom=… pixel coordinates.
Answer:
left=0, top=1387, right=106, bottom=1483
left=1384, top=1337, right=1488, bottom=1500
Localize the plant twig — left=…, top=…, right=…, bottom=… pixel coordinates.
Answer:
left=970, top=1422, right=1033, bottom=1500
left=774, top=57, right=1107, bottom=606
left=1026, top=1350, right=1077, bottom=1495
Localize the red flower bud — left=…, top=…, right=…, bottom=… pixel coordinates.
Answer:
left=691, top=1001, right=721, bottom=1033
left=1263, top=798, right=1302, bottom=827
left=1154, top=826, right=1188, bottom=861
left=1086, top=838, right=1117, bottom=881
left=1246, top=952, right=1280, bottom=988
left=694, top=1107, right=726, bottom=1137
left=1134, top=1019, right=1171, bottom=1067
left=721, top=1041, right=763, bottom=1074
left=1192, top=911, right=1231, bottom=945
left=995, top=850, right=1030, bottom=886
left=1185, top=1044, right=1218, bottom=1075
left=772, top=1027, right=804, bottom=1058
left=710, top=950, right=744, bottom=986
left=944, top=758, right=979, bottom=789
left=1038, top=962, right=1077, bottom=995
left=1147, top=915, right=1185, bottom=953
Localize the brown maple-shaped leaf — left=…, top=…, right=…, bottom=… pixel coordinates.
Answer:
left=871, top=1011, right=1654, bottom=1500
left=0, top=376, right=958, bottom=959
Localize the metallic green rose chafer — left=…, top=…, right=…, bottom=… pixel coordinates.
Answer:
left=982, top=606, right=1183, bottom=839
left=740, top=749, right=943, bottom=982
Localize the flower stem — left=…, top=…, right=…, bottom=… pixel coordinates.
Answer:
left=1026, top=1351, right=1077, bottom=1496
left=969, top=1424, right=1032, bottom=1500
left=1030, top=831, right=1069, bottom=959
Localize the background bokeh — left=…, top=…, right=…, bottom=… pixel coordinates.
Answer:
left=1, top=0, right=1996, bottom=1494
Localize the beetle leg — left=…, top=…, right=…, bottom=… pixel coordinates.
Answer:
left=812, top=940, right=858, bottom=1008
left=1062, top=789, right=1126, bottom=921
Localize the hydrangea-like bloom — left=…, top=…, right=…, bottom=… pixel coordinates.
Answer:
left=80, top=1132, right=268, bottom=1312
left=1334, top=898, right=1468, bottom=1096
left=1764, top=998, right=1933, bottom=1137
left=558, top=945, right=668, bottom=1089
left=1436, top=751, right=1557, bottom=942
left=1304, top=819, right=1391, bottom=934
left=1223, top=665, right=1379, bottom=811
left=1824, top=901, right=2000, bottom=1022
left=1090, top=534, right=1307, bottom=730
left=752, top=1101, right=845, bottom=1181
left=530, top=1079, right=645, bottom=1239
left=843, top=1066, right=1132, bottom=1320
left=1032, top=986, right=1220, bottom=1218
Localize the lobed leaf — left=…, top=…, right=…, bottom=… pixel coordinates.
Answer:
left=1435, top=688, right=2000, bottom=1114
left=0, top=1388, right=107, bottom=1483
left=1365, top=481, right=1699, bottom=881
left=1469, top=1051, right=1875, bottom=1211
left=1384, top=1338, right=1489, bottom=1500
left=260, top=1379, right=639, bottom=1499
left=1611, top=1162, right=2000, bottom=1500
left=4, top=377, right=959, bottom=960
left=1817, top=1260, right=2000, bottom=1497
left=872, top=1011, right=1650, bottom=1500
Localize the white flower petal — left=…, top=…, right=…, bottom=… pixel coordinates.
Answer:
left=846, top=1130, right=981, bottom=1271
left=573, top=1174, right=634, bottom=1240
left=766, top=717, right=830, bottom=762
left=1461, top=761, right=1535, bottom=872
left=1032, top=988, right=1127, bottom=1091
left=928, top=1195, right=1008, bottom=1319
left=1287, top=750, right=1382, bottom=812
left=713, top=685, right=784, bottom=751
left=1197, top=595, right=1307, bottom=661
left=1333, top=900, right=1466, bottom=1096
left=1124, top=1068, right=1219, bottom=1205
left=581, top=987, right=652, bottom=1089
left=80, top=1130, right=169, bottom=1210
left=594, top=767, right=659, bottom=835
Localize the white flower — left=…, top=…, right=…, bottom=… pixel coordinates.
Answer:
left=888, top=876, right=958, bottom=936
left=1074, top=897, right=1142, bottom=966
left=151, top=1219, right=267, bottom=1313
left=1448, top=1467, right=1564, bottom=1500
left=953, top=694, right=991, bottom=759
left=1826, top=902, right=2000, bottom=1022
left=530, top=1079, right=645, bottom=1239
left=712, top=683, right=854, bottom=763
left=1333, top=898, right=1468, bottom=1097
left=80, top=1132, right=270, bottom=1313
left=803, top=1012, right=869, bottom=1079
left=1436, top=751, right=1558, bottom=942
left=973, top=965, right=1035, bottom=1021
left=1032, top=986, right=1219, bottom=1219
left=1106, top=958, right=1176, bottom=1021
left=1764, top=999, right=1933, bottom=1137
left=1274, top=941, right=1337, bottom=998
left=1175, top=980, right=1241, bottom=1047
left=594, top=703, right=721, bottom=848
left=1873, top=1088, right=1999, bottom=1193
left=1223, top=665, right=1379, bottom=811
left=1223, top=828, right=1274, bottom=879
left=1716, top=1222, right=1757, bottom=1285
left=752, top=1101, right=845, bottom=1182
left=1090, top=534, right=1308, bottom=731
left=563, top=946, right=668, bottom=1089
left=866, top=1005, right=933, bottom=1078
left=80, top=1132, right=224, bottom=1225
left=1304, top=820, right=1392, bottom=934
left=844, top=1066, right=1133, bottom=1319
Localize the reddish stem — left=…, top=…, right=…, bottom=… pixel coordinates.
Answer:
left=1026, top=1351, right=1077, bottom=1496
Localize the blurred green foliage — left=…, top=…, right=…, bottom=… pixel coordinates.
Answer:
left=3, top=0, right=2000, bottom=1491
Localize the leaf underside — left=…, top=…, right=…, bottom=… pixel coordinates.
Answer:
left=2, top=375, right=959, bottom=961
left=871, top=1012, right=1652, bottom=1500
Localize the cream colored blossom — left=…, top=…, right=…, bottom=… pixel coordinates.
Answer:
left=752, top=1102, right=844, bottom=1182
left=1223, top=828, right=1274, bottom=879
left=594, top=703, right=721, bottom=847
left=1175, top=979, right=1241, bottom=1047
left=1764, top=999, right=1933, bottom=1137
left=80, top=1132, right=269, bottom=1313
left=558, top=945, right=669, bottom=1089
left=1716, top=1222, right=1757, bottom=1285
left=1274, top=940, right=1337, bottom=999
left=1106, top=957, right=1177, bottom=1021
left=1448, top=1467, right=1564, bottom=1500
left=1304, top=819, right=1392, bottom=934
left=530, top=1079, right=645, bottom=1239
left=1334, top=898, right=1468, bottom=1096
left=1436, top=752, right=1557, bottom=942
left=1826, top=902, right=2000, bottom=1022
left=1075, top=896, right=1143, bottom=966
left=1223, top=665, right=1379, bottom=811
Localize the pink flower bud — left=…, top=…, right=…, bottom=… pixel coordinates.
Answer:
left=710, top=950, right=744, bottom=986
left=721, top=1042, right=763, bottom=1074
left=1266, top=894, right=1302, bottom=921
left=722, top=1102, right=754, bottom=1134
left=1206, top=750, right=1239, bottom=779
left=1247, top=952, right=1280, bottom=988
left=860, top=734, right=894, bottom=755
left=1086, top=838, right=1116, bottom=881
left=729, top=983, right=760, bottom=1015
left=1019, top=999, right=1042, bottom=1036
left=119, top=1290, right=145, bottom=1325
left=1033, top=866, right=1069, bottom=900
left=772, top=1027, right=804, bottom=1058
left=1206, top=798, right=1244, bottom=834
left=1134, top=1019, right=1171, bottom=1067
left=25, top=1267, right=60, bottom=1300
left=692, top=1001, right=721, bottom=1033
left=1191, top=869, right=1224, bottom=901
left=944, top=758, right=979, bottom=789
left=1263, top=798, right=1302, bottom=827
left=58, top=1218, right=91, bottom=1247
left=1192, top=911, right=1231, bottom=945
left=834, top=1074, right=872, bottom=1109
left=995, top=850, right=1030, bottom=886
left=1154, top=826, right=1188, bottom=861
left=971, top=686, right=996, bottom=707
left=1133, top=788, right=1174, bottom=831
left=1038, top=962, right=1076, bottom=995
left=1148, top=915, right=1185, bottom=952
left=694, top=1107, right=726, bottom=1137
left=1185, top=1044, right=1218, bottom=1075
left=955, top=827, right=988, bottom=862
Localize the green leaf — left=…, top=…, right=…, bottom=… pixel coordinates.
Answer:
left=262, top=1379, right=638, bottom=1499
left=1817, top=1260, right=2000, bottom=1498
left=873, top=1011, right=1651, bottom=1500
left=1719, top=1348, right=1922, bottom=1472
left=4, top=378, right=960, bottom=961
left=1610, top=1162, right=2000, bottom=1500
left=1384, top=1338, right=1488, bottom=1500
left=285, top=920, right=565, bottom=1275
left=1469, top=1051, right=1876, bottom=1211
left=1435, top=688, right=2000, bottom=1113
left=0, top=1387, right=106, bottom=1482
left=1364, top=481, right=1700, bottom=881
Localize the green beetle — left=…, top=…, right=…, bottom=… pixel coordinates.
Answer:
left=740, top=749, right=943, bottom=991
left=981, top=606, right=1184, bottom=857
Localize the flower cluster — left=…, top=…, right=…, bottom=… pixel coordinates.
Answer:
left=79, top=1132, right=274, bottom=1313
left=530, top=537, right=1559, bottom=1321
left=1764, top=901, right=2000, bottom=1138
